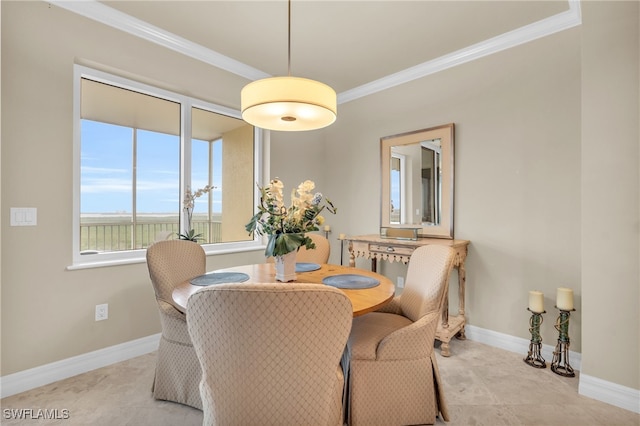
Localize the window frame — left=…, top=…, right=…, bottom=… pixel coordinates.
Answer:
left=70, top=65, right=266, bottom=270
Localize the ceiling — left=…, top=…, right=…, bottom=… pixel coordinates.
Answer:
left=58, top=1, right=580, bottom=104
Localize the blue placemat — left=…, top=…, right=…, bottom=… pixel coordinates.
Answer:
left=322, top=274, right=380, bottom=289
left=190, top=272, right=250, bottom=286
left=296, top=262, right=321, bottom=272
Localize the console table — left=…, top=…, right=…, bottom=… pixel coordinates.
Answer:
left=347, top=234, right=470, bottom=356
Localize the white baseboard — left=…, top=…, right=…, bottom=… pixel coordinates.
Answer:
left=579, top=373, right=640, bottom=414
left=0, top=333, right=160, bottom=399
left=466, top=324, right=640, bottom=414
left=465, top=324, right=582, bottom=370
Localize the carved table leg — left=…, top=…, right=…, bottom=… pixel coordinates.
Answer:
left=348, top=241, right=355, bottom=267
left=441, top=293, right=450, bottom=329
left=440, top=340, right=451, bottom=357
left=439, top=291, right=451, bottom=356
left=456, top=262, right=467, bottom=340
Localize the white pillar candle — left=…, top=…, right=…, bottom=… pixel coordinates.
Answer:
left=324, top=225, right=331, bottom=232
left=528, top=291, right=544, bottom=313
left=338, top=233, right=346, bottom=240
left=556, top=287, right=574, bottom=310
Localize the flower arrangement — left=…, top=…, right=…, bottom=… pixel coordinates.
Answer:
left=245, top=179, right=337, bottom=257
left=178, top=184, right=215, bottom=242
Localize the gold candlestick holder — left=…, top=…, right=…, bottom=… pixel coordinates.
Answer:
left=524, top=308, right=546, bottom=368
left=551, top=307, right=576, bottom=377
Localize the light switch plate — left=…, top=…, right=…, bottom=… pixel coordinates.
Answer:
left=10, top=208, right=37, bottom=226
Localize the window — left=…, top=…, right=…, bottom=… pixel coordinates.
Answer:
left=72, top=66, right=263, bottom=268
left=389, top=153, right=405, bottom=224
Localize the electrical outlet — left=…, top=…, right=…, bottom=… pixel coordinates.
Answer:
left=397, top=277, right=405, bottom=288
left=95, top=303, right=108, bottom=321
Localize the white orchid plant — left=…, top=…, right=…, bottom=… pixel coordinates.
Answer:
left=245, top=179, right=337, bottom=257
left=178, top=184, right=215, bottom=242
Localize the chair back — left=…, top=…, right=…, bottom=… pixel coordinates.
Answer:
left=187, top=283, right=352, bottom=426
left=297, top=233, right=331, bottom=263
left=146, top=240, right=206, bottom=304
left=399, top=245, right=456, bottom=322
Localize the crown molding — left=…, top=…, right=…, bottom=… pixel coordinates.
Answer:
left=339, top=0, right=582, bottom=104
left=50, top=0, right=270, bottom=81
left=50, top=0, right=581, bottom=105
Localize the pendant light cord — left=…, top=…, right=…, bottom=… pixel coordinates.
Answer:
left=287, top=0, right=291, bottom=77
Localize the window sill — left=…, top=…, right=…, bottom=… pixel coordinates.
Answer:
left=67, top=243, right=266, bottom=271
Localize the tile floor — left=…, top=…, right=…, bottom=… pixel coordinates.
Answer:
left=1, top=339, right=638, bottom=425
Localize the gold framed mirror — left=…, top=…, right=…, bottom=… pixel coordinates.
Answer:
left=381, top=123, right=454, bottom=239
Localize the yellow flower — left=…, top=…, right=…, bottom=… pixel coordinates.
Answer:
left=298, top=180, right=315, bottom=193
left=271, top=178, right=284, bottom=196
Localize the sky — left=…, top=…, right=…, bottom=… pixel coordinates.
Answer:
left=81, top=120, right=222, bottom=214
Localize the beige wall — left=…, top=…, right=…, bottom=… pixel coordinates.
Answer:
left=2, top=0, right=638, bottom=395
left=0, top=1, right=264, bottom=375
left=580, top=1, right=639, bottom=390
left=0, top=2, right=3, bottom=371
left=269, top=131, right=327, bottom=193
left=321, top=25, right=583, bottom=348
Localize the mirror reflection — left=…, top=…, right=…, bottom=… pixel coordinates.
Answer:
left=390, top=138, right=442, bottom=226
left=381, top=124, right=454, bottom=239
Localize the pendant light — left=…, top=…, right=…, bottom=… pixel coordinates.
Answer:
left=241, top=0, right=337, bottom=131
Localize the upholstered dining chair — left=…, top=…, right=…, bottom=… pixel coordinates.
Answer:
left=297, top=233, right=331, bottom=263
left=187, top=283, right=352, bottom=426
left=266, top=233, right=331, bottom=264
left=146, top=239, right=204, bottom=410
left=347, top=244, right=456, bottom=426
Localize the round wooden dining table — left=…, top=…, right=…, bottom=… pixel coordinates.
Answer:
left=171, top=263, right=395, bottom=317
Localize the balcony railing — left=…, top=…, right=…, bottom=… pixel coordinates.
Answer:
left=80, top=217, right=222, bottom=252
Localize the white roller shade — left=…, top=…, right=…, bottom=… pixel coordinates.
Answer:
left=81, top=78, right=180, bottom=136
left=192, top=107, right=248, bottom=142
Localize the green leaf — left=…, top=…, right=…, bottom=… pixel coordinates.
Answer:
left=245, top=212, right=262, bottom=234
left=265, top=234, right=277, bottom=257
left=272, top=233, right=306, bottom=257
left=177, top=229, right=203, bottom=242
left=302, top=236, right=316, bottom=250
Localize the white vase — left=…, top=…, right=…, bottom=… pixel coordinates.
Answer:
left=274, top=250, right=297, bottom=282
